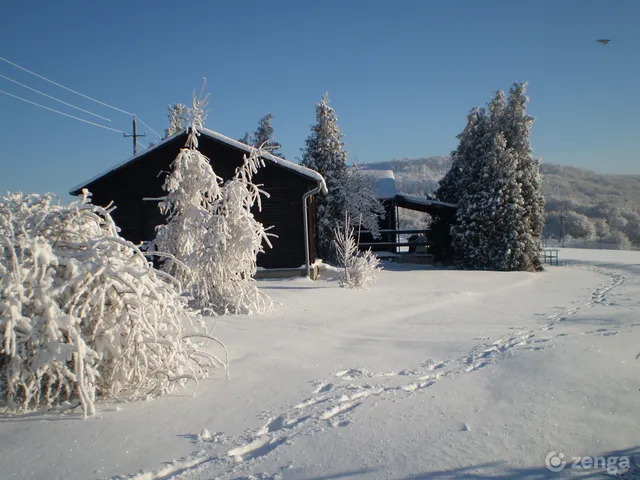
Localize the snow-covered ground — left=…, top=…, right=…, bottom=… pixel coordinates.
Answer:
left=2, top=248, right=639, bottom=479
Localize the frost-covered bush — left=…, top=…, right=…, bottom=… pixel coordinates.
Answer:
left=333, top=214, right=380, bottom=289
left=0, top=191, right=227, bottom=417
left=155, top=85, right=273, bottom=315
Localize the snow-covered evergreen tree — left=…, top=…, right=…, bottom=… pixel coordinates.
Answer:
left=252, top=113, right=283, bottom=157
left=437, top=84, right=544, bottom=271
left=428, top=107, right=487, bottom=262
left=504, top=82, right=545, bottom=270
left=164, top=103, right=191, bottom=139
left=437, top=107, right=488, bottom=205
left=239, top=114, right=284, bottom=157
left=451, top=91, right=532, bottom=270
left=0, top=191, right=226, bottom=416
left=154, top=85, right=273, bottom=315
left=155, top=90, right=221, bottom=289
left=300, top=93, right=349, bottom=260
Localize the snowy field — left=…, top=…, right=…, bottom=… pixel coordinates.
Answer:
left=1, top=248, right=639, bottom=480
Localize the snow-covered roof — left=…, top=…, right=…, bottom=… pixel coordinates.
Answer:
left=199, top=128, right=326, bottom=193
left=350, top=165, right=397, bottom=199
left=70, top=128, right=327, bottom=195
left=363, top=169, right=397, bottom=199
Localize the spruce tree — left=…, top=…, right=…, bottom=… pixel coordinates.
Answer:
left=252, top=113, right=283, bottom=157
left=504, top=82, right=545, bottom=270
left=452, top=91, right=530, bottom=270
left=438, top=107, right=488, bottom=204
left=300, top=93, right=348, bottom=260
left=428, top=107, right=487, bottom=262
left=240, top=114, right=284, bottom=157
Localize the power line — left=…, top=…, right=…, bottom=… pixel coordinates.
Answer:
left=0, top=55, right=133, bottom=115
left=136, top=139, right=149, bottom=152
left=0, top=89, right=125, bottom=134
left=136, top=116, right=162, bottom=139
left=0, top=73, right=112, bottom=122
left=0, top=56, right=162, bottom=143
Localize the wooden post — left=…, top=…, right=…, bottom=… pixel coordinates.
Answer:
left=123, top=115, right=146, bottom=155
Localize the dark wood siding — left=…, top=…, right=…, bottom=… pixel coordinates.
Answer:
left=78, top=132, right=319, bottom=269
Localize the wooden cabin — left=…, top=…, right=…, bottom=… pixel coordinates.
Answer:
left=354, top=166, right=456, bottom=254
left=69, top=128, right=327, bottom=271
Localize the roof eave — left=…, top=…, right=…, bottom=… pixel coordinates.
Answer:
left=69, top=130, right=187, bottom=196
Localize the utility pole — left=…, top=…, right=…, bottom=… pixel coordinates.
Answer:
left=123, top=115, right=146, bottom=155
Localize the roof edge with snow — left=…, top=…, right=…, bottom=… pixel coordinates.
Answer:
left=70, top=128, right=327, bottom=195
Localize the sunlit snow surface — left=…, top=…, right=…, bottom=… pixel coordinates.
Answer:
left=2, top=248, right=639, bottom=479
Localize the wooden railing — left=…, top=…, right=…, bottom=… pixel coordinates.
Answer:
left=540, top=249, right=559, bottom=266
left=356, top=229, right=428, bottom=252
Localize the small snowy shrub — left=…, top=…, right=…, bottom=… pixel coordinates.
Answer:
left=333, top=214, right=380, bottom=289
left=0, top=191, right=227, bottom=417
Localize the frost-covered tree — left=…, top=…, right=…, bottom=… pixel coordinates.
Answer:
left=452, top=91, right=533, bottom=270
left=625, top=218, right=640, bottom=248
left=594, top=218, right=611, bottom=239
left=504, top=82, right=545, bottom=270
left=154, top=85, right=273, bottom=315
left=439, top=85, right=544, bottom=270
left=0, top=191, right=226, bottom=416
left=252, top=113, right=283, bottom=157
left=429, top=107, right=488, bottom=262
left=239, top=114, right=284, bottom=157
left=154, top=89, right=220, bottom=289
left=187, top=148, right=274, bottom=315
left=437, top=107, right=488, bottom=205
left=562, top=211, right=597, bottom=239
left=300, top=93, right=349, bottom=260
left=333, top=213, right=380, bottom=289
left=164, top=103, right=191, bottom=139
left=343, top=164, right=385, bottom=238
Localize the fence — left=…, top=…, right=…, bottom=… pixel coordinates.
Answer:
left=357, top=229, right=429, bottom=253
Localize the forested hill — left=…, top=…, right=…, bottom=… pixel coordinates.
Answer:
left=363, top=157, right=640, bottom=247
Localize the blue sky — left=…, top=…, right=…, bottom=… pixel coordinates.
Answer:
left=0, top=0, right=638, bottom=201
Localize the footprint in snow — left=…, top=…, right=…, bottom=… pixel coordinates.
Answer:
left=335, top=368, right=372, bottom=380
left=422, top=359, right=448, bottom=370
left=319, top=401, right=362, bottom=421
left=312, top=382, right=334, bottom=394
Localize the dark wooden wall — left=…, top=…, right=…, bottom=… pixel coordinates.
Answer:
left=81, top=133, right=319, bottom=269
